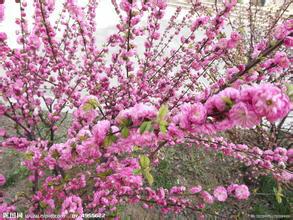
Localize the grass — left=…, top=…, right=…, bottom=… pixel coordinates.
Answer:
left=252, top=175, right=292, bottom=217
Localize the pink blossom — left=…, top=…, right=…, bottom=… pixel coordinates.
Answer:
left=251, top=84, right=291, bottom=122
left=227, top=183, right=238, bottom=194
left=61, top=195, right=83, bottom=216
left=200, top=191, right=214, bottom=204
left=234, top=184, right=250, bottom=200
left=230, top=31, right=241, bottom=42
left=213, top=186, right=228, bottom=202
left=116, top=103, right=157, bottom=126
left=216, top=38, right=228, bottom=50
left=153, top=0, right=167, bottom=9
left=273, top=52, right=289, bottom=68
left=178, top=103, right=207, bottom=129
left=0, top=32, right=7, bottom=41
left=252, top=40, right=267, bottom=58
left=190, top=185, right=202, bottom=194
left=0, top=4, right=4, bottom=22
left=47, top=0, right=55, bottom=10
left=274, top=20, right=292, bottom=40
left=191, top=16, right=209, bottom=31
left=66, top=0, right=84, bottom=21
left=224, top=0, right=237, bottom=8
left=284, top=36, right=293, bottom=47
left=0, top=203, right=16, bottom=215
left=205, top=87, right=239, bottom=113
left=92, top=120, right=111, bottom=145
left=240, top=85, right=257, bottom=103
left=28, top=34, right=41, bottom=49
left=0, top=174, right=6, bottom=186
left=196, top=213, right=205, bottom=220
left=0, top=128, right=6, bottom=137
left=229, top=102, right=260, bottom=128
left=120, top=0, right=131, bottom=13
left=287, top=148, right=293, bottom=164
left=225, top=67, right=239, bottom=80
left=280, top=170, right=293, bottom=182
left=170, top=186, right=186, bottom=194
left=227, top=32, right=241, bottom=48
left=167, top=123, right=184, bottom=139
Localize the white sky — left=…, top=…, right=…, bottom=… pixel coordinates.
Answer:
left=0, top=0, right=122, bottom=47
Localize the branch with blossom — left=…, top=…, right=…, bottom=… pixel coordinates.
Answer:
left=0, top=0, right=292, bottom=218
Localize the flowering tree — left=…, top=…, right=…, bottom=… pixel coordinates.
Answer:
left=0, top=0, right=292, bottom=218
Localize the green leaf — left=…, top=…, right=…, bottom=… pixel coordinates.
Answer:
left=40, top=201, right=48, bottom=209
left=24, top=152, right=34, bottom=160
left=133, top=169, right=142, bottom=175
left=139, top=155, right=150, bottom=169
left=139, top=121, right=152, bottom=134
left=97, top=169, right=113, bottom=180
left=157, top=104, right=169, bottom=121
left=52, top=150, right=60, bottom=159
left=139, top=121, right=148, bottom=134
left=121, top=127, right=129, bottom=138
left=274, top=185, right=284, bottom=204
left=103, top=134, right=117, bottom=147
left=159, top=123, right=167, bottom=134
left=238, top=26, right=245, bottom=34
left=143, top=170, right=154, bottom=186
left=63, top=174, right=70, bottom=183
left=79, top=135, right=88, bottom=142
left=275, top=191, right=283, bottom=203
left=133, top=146, right=141, bottom=151
left=217, top=152, right=224, bottom=159
left=285, top=83, right=293, bottom=101
left=82, top=98, right=99, bottom=111
left=222, top=97, right=233, bottom=108
left=120, top=118, right=132, bottom=127
left=270, top=40, right=277, bottom=47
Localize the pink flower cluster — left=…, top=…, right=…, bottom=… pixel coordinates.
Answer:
left=174, top=103, right=207, bottom=130
left=174, top=83, right=291, bottom=132
left=227, top=184, right=250, bottom=200
left=261, top=52, right=290, bottom=74
left=61, top=195, right=83, bottom=218
left=116, top=103, right=157, bottom=126
left=213, top=186, right=228, bottom=202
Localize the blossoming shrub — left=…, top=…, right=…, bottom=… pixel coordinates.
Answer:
left=0, top=0, right=292, bottom=218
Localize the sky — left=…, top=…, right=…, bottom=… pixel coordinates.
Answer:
left=0, top=0, right=122, bottom=47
